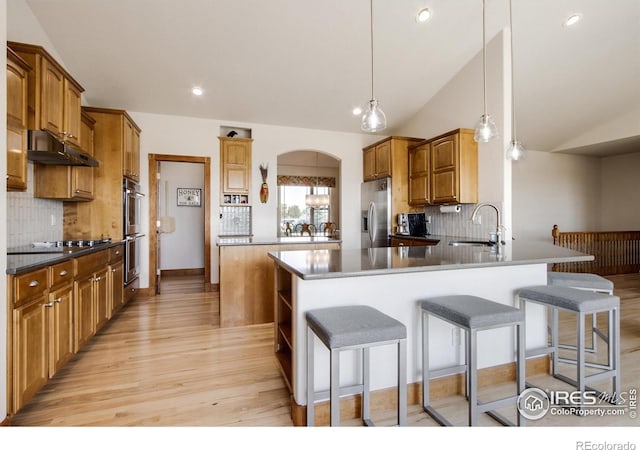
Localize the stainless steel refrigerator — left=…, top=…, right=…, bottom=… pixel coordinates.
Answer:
left=361, top=177, right=392, bottom=248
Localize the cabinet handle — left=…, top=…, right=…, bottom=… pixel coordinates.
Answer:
left=59, top=270, right=68, bottom=276
left=29, top=280, right=40, bottom=287
left=44, top=302, right=54, bottom=308
left=54, top=297, right=63, bottom=303
left=115, top=251, right=120, bottom=255
left=68, top=134, right=76, bottom=139
left=75, top=189, right=80, bottom=193
left=399, top=243, right=405, bottom=246
left=111, top=268, right=117, bottom=273
left=94, top=276, right=101, bottom=282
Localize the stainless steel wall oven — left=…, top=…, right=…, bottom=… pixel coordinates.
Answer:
left=123, top=178, right=144, bottom=285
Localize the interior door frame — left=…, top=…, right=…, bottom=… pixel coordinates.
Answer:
left=148, top=154, right=211, bottom=295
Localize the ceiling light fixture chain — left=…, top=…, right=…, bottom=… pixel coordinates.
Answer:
left=506, top=0, right=526, bottom=160
left=474, top=0, right=498, bottom=143
left=361, top=0, right=387, bottom=133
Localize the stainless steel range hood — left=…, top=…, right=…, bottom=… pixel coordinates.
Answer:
left=27, top=130, right=99, bottom=167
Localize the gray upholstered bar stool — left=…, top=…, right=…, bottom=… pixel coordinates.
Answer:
left=517, top=285, right=620, bottom=406
left=547, top=272, right=614, bottom=364
left=306, top=305, right=407, bottom=426
left=420, top=295, right=525, bottom=426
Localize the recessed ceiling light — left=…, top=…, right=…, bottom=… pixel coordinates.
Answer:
left=416, top=8, right=432, bottom=23
left=192, top=87, right=203, bottom=96
left=564, top=14, right=581, bottom=27
left=352, top=107, right=363, bottom=116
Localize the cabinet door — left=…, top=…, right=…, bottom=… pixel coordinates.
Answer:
left=7, top=54, right=29, bottom=191
left=74, top=276, right=95, bottom=351
left=123, top=119, right=134, bottom=179
left=49, top=284, right=75, bottom=377
left=223, top=141, right=249, bottom=165
left=63, top=78, right=82, bottom=146
left=131, top=127, right=141, bottom=181
left=40, top=58, right=65, bottom=137
left=374, top=141, right=391, bottom=178
left=13, top=295, right=49, bottom=412
left=431, top=133, right=459, bottom=204
left=223, top=164, right=249, bottom=193
left=109, top=260, right=124, bottom=316
left=409, top=142, right=430, bottom=206
left=362, top=147, right=376, bottom=181
left=94, top=268, right=110, bottom=332
left=71, top=166, right=94, bottom=200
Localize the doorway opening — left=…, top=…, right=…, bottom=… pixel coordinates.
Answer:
left=148, top=154, right=211, bottom=295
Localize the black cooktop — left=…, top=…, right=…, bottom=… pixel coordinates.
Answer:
left=7, top=238, right=112, bottom=255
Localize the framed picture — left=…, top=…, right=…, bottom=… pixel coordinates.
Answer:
left=177, top=188, right=202, bottom=206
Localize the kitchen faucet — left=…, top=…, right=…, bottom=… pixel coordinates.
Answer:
left=470, top=202, right=503, bottom=248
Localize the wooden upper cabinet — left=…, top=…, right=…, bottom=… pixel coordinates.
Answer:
left=8, top=41, right=84, bottom=146
left=220, top=137, right=252, bottom=203
left=363, top=139, right=392, bottom=181
left=430, top=128, right=478, bottom=205
left=408, top=140, right=430, bottom=206
left=6, top=48, right=31, bottom=191
left=34, top=108, right=96, bottom=201
left=123, top=117, right=141, bottom=181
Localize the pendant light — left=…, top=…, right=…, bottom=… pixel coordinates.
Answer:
left=506, top=0, right=526, bottom=161
left=305, top=152, right=330, bottom=209
left=361, top=0, right=386, bottom=132
left=474, top=0, right=498, bottom=143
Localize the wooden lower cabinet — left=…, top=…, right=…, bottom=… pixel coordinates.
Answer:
left=109, top=259, right=125, bottom=316
left=48, top=283, right=74, bottom=377
left=390, top=237, right=438, bottom=247
left=12, top=293, right=49, bottom=412
left=74, top=274, right=95, bottom=351
left=8, top=246, right=128, bottom=415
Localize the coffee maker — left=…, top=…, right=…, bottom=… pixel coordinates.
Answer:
left=396, top=213, right=409, bottom=235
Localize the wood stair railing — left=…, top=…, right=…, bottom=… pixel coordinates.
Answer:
left=551, top=224, right=640, bottom=275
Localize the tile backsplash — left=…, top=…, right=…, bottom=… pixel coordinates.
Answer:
left=7, top=163, right=63, bottom=247
left=423, top=202, right=503, bottom=240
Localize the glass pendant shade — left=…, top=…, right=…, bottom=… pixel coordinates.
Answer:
left=474, top=114, right=498, bottom=143
left=305, top=193, right=330, bottom=208
left=361, top=99, right=387, bottom=132
left=506, top=139, right=526, bottom=161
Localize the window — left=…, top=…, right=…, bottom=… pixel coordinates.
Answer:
left=278, top=185, right=331, bottom=236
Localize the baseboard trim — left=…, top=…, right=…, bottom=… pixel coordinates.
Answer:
left=291, top=355, right=549, bottom=426
left=1, top=415, right=10, bottom=426
left=134, top=287, right=153, bottom=297
left=161, top=268, right=204, bottom=277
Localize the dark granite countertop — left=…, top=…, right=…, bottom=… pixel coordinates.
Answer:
left=268, top=238, right=593, bottom=280
left=6, top=241, right=125, bottom=275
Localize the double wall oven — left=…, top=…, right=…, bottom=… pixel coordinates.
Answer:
left=124, top=178, right=144, bottom=285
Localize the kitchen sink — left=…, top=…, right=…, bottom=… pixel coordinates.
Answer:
left=448, top=240, right=495, bottom=247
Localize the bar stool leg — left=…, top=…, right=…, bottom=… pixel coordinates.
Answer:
left=307, top=327, right=315, bottom=426
left=612, top=307, right=621, bottom=402
left=398, top=339, right=407, bottom=426
left=464, top=329, right=470, bottom=400
left=468, top=329, right=478, bottom=426
left=551, top=307, right=559, bottom=377
left=577, top=312, right=586, bottom=409
left=516, top=321, right=526, bottom=426
left=362, top=347, right=371, bottom=425
left=422, top=310, right=430, bottom=411
left=330, top=348, right=340, bottom=426
left=607, top=310, right=614, bottom=371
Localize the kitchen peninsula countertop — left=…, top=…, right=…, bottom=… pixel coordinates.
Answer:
left=6, top=240, right=126, bottom=275
left=268, top=238, right=592, bottom=280
left=216, top=236, right=341, bottom=246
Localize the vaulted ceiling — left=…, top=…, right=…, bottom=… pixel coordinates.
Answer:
left=10, top=0, right=640, bottom=156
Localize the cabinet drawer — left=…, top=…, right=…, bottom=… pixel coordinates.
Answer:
left=75, top=250, right=109, bottom=278
left=50, top=260, right=74, bottom=288
left=109, top=244, right=124, bottom=263
left=14, top=268, right=48, bottom=306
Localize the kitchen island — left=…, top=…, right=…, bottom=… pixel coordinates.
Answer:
left=268, top=239, right=592, bottom=424
left=216, top=236, right=340, bottom=327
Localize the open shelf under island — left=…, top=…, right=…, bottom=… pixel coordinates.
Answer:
left=268, top=238, right=593, bottom=425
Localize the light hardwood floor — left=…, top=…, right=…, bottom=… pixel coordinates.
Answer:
left=9, top=274, right=640, bottom=427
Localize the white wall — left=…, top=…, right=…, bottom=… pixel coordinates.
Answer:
left=600, top=152, right=640, bottom=230
left=1, top=0, right=8, bottom=423
left=131, top=111, right=372, bottom=286
left=512, top=150, right=602, bottom=241
left=159, top=161, right=205, bottom=270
